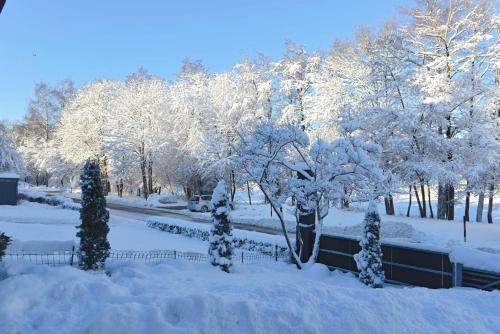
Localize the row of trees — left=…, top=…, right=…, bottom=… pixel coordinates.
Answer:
left=2, top=0, right=499, bottom=222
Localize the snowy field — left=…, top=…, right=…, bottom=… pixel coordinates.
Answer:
left=1, top=261, right=499, bottom=334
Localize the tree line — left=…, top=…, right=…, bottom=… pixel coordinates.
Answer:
left=2, top=0, right=499, bottom=222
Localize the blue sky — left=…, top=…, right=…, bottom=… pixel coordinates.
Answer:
left=0, top=0, right=410, bottom=121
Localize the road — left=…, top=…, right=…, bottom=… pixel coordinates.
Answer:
left=68, top=196, right=283, bottom=236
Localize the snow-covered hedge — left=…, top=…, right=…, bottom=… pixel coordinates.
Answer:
left=146, top=218, right=289, bottom=257
left=18, top=189, right=80, bottom=211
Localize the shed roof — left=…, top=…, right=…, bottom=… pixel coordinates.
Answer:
left=0, top=171, right=20, bottom=179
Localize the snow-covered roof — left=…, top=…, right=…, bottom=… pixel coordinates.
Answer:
left=0, top=171, right=20, bottom=179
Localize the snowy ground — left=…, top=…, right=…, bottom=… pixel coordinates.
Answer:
left=12, top=187, right=500, bottom=267
left=0, top=201, right=206, bottom=252
left=1, top=261, right=499, bottom=334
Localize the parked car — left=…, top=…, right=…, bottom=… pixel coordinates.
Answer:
left=187, top=195, right=212, bottom=212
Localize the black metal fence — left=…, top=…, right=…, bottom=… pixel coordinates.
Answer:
left=3, top=248, right=289, bottom=267
left=317, top=233, right=486, bottom=290
left=462, top=266, right=500, bottom=291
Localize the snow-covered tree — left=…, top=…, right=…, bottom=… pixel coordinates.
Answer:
left=209, top=180, right=233, bottom=273
left=57, top=80, right=118, bottom=192
left=17, top=80, right=74, bottom=186
left=400, top=0, right=497, bottom=220
left=354, top=201, right=385, bottom=288
left=274, top=41, right=320, bottom=131
left=106, top=69, right=170, bottom=198
left=0, top=127, right=24, bottom=173
left=76, top=159, right=110, bottom=271
left=237, top=121, right=386, bottom=268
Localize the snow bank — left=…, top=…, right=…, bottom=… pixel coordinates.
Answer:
left=1, top=261, right=499, bottom=334
left=450, top=247, right=500, bottom=273
left=7, top=240, right=75, bottom=253
left=104, top=194, right=185, bottom=209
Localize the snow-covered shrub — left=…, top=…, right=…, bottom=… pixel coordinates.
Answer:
left=76, top=160, right=110, bottom=271
left=209, top=181, right=234, bottom=272
left=146, top=219, right=288, bottom=257
left=0, top=232, right=11, bottom=261
left=354, top=201, right=385, bottom=288
left=18, top=188, right=80, bottom=211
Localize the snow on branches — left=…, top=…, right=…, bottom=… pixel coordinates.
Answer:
left=237, top=121, right=387, bottom=267
left=0, top=131, right=23, bottom=174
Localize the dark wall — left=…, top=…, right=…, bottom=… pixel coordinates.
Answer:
left=317, top=233, right=453, bottom=289
left=0, top=177, right=19, bottom=205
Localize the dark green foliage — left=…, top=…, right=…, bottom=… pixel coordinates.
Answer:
left=76, top=159, right=110, bottom=270
left=209, top=180, right=234, bottom=273
left=0, top=232, right=11, bottom=260
left=354, top=202, right=385, bottom=288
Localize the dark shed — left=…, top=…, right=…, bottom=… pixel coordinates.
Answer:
left=0, top=172, right=19, bottom=205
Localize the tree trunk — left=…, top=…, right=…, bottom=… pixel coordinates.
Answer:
left=427, top=184, right=434, bottom=218
left=140, top=147, right=148, bottom=200
left=406, top=187, right=412, bottom=217
left=388, top=194, right=395, bottom=216
left=464, top=191, right=471, bottom=222
left=147, top=156, right=153, bottom=196
left=487, top=185, right=494, bottom=224
left=420, top=183, right=427, bottom=218
left=437, top=183, right=447, bottom=219
left=229, top=170, right=236, bottom=203
left=384, top=197, right=391, bottom=215
left=246, top=181, right=252, bottom=205
left=100, top=157, right=110, bottom=195
left=414, top=185, right=424, bottom=218
left=166, top=174, right=174, bottom=194
left=476, top=192, right=484, bottom=222
left=446, top=184, right=455, bottom=221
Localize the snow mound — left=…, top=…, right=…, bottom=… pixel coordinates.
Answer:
left=450, top=247, right=500, bottom=273
left=324, top=220, right=426, bottom=243
left=7, top=240, right=75, bottom=253
left=0, top=262, right=499, bottom=333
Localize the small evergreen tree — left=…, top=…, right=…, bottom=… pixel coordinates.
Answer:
left=76, top=159, right=110, bottom=270
left=208, top=180, right=234, bottom=273
left=354, top=201, right=385, bottom=288
left=0, top=232, right=11, bottom=261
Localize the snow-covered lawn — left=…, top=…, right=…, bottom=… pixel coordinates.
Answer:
left=1, top=261, right=499, bottom=334
left=0, top=201, right=206, bottom=252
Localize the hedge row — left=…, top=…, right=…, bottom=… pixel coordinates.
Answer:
left=146, top=220, right=289, bottom=257
left=18, top=191, right=81, bottom=211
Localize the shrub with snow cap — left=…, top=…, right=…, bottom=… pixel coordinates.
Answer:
left=0, top=232, right=10, bottom=261
left=76, top=159, right=110, bottom=271
left=209, top=180, right=234, bottom=273
left=354, top=201, right=385, bottom=288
